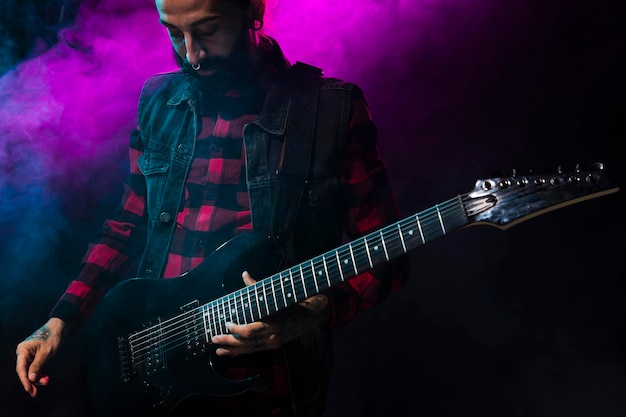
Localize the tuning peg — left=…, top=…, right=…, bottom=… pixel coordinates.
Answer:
left=575, top=163, right=581, bottom=173
left=511, top=168, right=517, bottom=177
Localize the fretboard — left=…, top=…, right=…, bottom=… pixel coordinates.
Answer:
left=200, top=194, right=470, bottom=339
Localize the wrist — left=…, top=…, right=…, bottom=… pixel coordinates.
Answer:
left=46, top=317, right=68, bottom=337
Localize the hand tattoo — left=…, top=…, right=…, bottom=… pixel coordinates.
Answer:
left=25, top=325, right=51, bottom=341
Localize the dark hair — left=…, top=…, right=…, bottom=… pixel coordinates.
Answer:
left=237, top=0, right=265, bottom=28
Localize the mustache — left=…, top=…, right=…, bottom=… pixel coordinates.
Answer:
left=180, top=56, right=232, bottom=74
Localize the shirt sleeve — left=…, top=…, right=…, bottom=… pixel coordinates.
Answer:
left=49, top=127, right=149, bottom=328
left=323, top=86, right=411, bottom=326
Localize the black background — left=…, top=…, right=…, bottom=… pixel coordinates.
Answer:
left=1, top=0, right=624, bottom=416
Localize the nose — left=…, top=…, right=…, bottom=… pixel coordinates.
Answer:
left=184, top=33, right=204, bottom=66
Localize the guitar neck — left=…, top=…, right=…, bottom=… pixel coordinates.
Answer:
left=200, top=163, right=619, bottom=339
left=201, top=195, right=470, bottom=336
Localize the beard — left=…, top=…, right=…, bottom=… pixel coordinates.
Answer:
left=179, top=28, right=260, bottom=95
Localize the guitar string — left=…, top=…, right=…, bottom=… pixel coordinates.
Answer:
left=128, top=178, right=571, bottom=363
left=127, top=194, right=469, bottom=361
left=127, top=187, right=513, bottom=361
left=127, top=193, right=483, bottom=362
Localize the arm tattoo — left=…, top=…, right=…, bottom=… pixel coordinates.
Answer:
left=26, top=325, right=51, bottom=341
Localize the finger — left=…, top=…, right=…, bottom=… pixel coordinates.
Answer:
left=242, top=271, right=256, bottom=286
left=15, top=351, right=34, bottom=396
left=211, top=333, right=246, bottom=346
left=214, top=345, right=246, bottom=357
left=28, top=358, right=46, bottom=384
left=228, top=321, right=270, bottom=339
left=37, top=375, right=50, bottom=386
left=213, top=334, right=269, bottom=357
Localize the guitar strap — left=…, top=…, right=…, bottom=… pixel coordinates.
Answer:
left=270, top=61, right=323, bottom=264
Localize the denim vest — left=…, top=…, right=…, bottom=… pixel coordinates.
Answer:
left=134, top=66, right=356, bottom=416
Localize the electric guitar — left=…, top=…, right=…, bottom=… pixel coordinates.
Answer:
left=80, top=163, right=619, bottom=417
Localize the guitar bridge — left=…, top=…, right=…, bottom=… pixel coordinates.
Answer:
left=120, top=318, right=168, bottom=381
left=180, top=300, right=208, bottom=360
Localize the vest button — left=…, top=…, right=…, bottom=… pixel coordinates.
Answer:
left=177, top=144, right=189, bottom=155
left=159, top=211, right=172, bottom=223
left=144, top=269, right=154, bottom=278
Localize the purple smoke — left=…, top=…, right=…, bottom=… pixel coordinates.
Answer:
left=1, top=1, right=624, bottom=417
left=0, top=0, right=496, bottom=284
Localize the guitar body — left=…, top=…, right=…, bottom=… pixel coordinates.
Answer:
left=80, top=232, right=283, bottom=417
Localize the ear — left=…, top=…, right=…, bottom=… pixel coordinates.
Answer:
left=248, top=0, right=265, bottom=23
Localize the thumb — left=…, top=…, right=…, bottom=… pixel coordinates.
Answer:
left=28, top=356, right=48, bottom=383
left=28, top=363, right=42, bottom=382
left=242, top=271, right=256, bottom=286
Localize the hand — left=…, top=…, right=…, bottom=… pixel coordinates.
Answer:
left=15, top=317, right=66, bottom=397
left=211, top=271, right=332, bottom=357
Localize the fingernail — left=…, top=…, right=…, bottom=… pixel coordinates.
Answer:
left=225, top=322, right=234, bottom=331
left=28, top=372, right=37, bottom=381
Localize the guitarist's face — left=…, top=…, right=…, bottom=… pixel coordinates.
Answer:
left=156, top=0, right=254, bottom=76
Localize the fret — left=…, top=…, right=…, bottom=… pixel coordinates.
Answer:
left=380, top=230, right=389, bottom=261
left=201, top=305, right=210, bottom=341
left=310, top=260, right=317, bottom=295
left=278, top=272, right=287, bottom=308
left=224, top=299, right=230, bottom=327
left=351, top=240, right=365, bottom=272
left=289, top=269, right=298, bottom=302
left=415, top=213, right=425, bottom=243
left=244, top=289, right=252, bottom=323
left=364, top=238, right=373, bottom=268
left=312, top=258, right=324, bottom=289
left=230, top=293, right=238, bottom=324
left=231, top=293, right=238, bottom=323
left=269, top=277, right=277, bottom=313
left=260, top=280, right=269, bottom=316
left=237, top=287, right=250, bottom=324
left=348, top=243, right=358, bottom=275
left=335, top=250, right=345, bottom=281
left=253, top=283, right=262, bottom=320
left=231, top=294, right=237, bottom=322
left=213, top=302, right=220, bottom=335
left=436, top=204, right=446, bottom=234
left=400, top=219, right=418, bottom=248
left=397, top=223, right=407, bottom=253
left=322, top=255, right=331, bottom=288
left=322, top=253, right=340, bottom=285
left=215, top=300, right=226, bottom=334
left=223, top=296, right=230, bottom=324
left=227, top=293, right=235, bottom=324
left=204, top=304, right=212, bottom=337
left=217, top=300, right=225, bottom=332
left=296, top=264, right=305, bottom=302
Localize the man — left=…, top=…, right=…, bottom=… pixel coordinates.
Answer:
left=15, top=0, right=409, bottom=416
